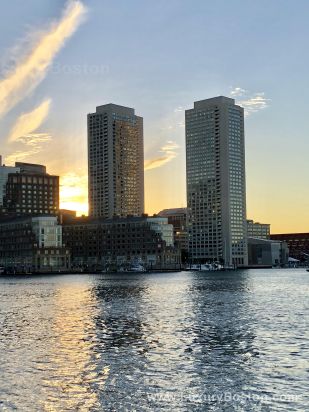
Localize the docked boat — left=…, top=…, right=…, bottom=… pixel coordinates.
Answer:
left=127, top=263, right=146, bottom=273
left=119, top=263, right=147, bottom=273
left=186, top=263, right=223, bottom=272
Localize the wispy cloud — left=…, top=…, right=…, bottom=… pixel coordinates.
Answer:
left=174, top=106, right=185, bottom=113
left=144, top=141, right=179, bottom=171
left=229, top=87, right=271, bottom=116
left=5, top=99, right=51, bottom=164
left=238, top=92, right=270, bottom=116
left=230, top=87, right=246, bottom=97
left=158, top=105, right=187, bottom=132
left=16, top=133, right=51, bottom=146
left=8, top=98, right=51, bottom=142
left=0, top=0, right=87, bottom=117
left=5, top=138, right=51, bottom=164
left=5, top=133, right=52, bottom=164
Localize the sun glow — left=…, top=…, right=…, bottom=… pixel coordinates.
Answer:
left=60, top=172, right=88, bottom=216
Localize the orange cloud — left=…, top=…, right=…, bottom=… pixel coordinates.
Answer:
left=144, top=141, right=179, bottom=171
left=8, top=99, right=51, bottom=142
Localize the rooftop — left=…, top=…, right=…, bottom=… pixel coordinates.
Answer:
left=193, top=96, right=235, bottom=109
left=93, top=103, right=135, bottom=116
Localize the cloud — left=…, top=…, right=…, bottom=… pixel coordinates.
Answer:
left=238, top=92, right=271, bottom=116
left=5, top=99, right=52, bottom=164
left=158, top=105, right=188, bottom=132
left=144, top=141, right=179, bottom=171
left=230, top=87, right=246, bottom=97
left=5, top=150, right=38, bottom=164
left=5, top=139, right=51, bottom=164
left=230, top=87, right=271, bottom=116
left=5, top=133, right=52, bottom=164
left=8, top=98, right=51, bottom=142
left=174, top=106, right=185, bottom=113
left=0, top=0, right=86, bottom=117
left=60, top=172, right=88, bottom=215
left=17, top=133, right=51, bottom=146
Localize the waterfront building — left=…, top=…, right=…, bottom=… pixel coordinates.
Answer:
left=58, top=209, right=77, bottom=224
left=0, top=157, right=20, bottom=206
left=248, top=237, right=289, bottom=267
left=88, top=103, right=144, bottom=219
left=145, top=217, right=174, bottom=246
left=63, top=216, right=179, bottom=269
left=0, top=216, right=70, bottom=271
left=0, top=160, right=59, bottom=217
left=270, top=233, right=309, bottom=262
left=185, top=96, right=248, bottom=266
left=158, top=208, right=188, bottom=253
left=247, top=219, right=270, bottom=240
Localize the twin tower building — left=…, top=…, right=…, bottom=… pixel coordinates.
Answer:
left=88, top=96, right=248, bottom=267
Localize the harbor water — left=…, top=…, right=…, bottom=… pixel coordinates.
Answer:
left=0, top=269, right=308, bottom=411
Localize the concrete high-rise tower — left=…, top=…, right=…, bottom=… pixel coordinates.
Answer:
left=88, top=104, right=144, bottom=218
left=185, top=96, right=248, bottom=267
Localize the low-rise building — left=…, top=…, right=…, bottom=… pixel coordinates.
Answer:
left=0, top=158, right=20, bottom=207
left=63, top=216, right=180, bottom=269
left=0, top=216, right=70, bottom=272
left=247, top=219, right=270, bottom=240
left=0, top=158, right=59, bottom=217
left=270, top=233, right=309, bottom=262
left=248, top=237, right=289, bottom=267
left=145, top=216, right=174, bottom=246
left=158, top=208, right=188, bottom=256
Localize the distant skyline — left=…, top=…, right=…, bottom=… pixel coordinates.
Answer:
left=0, top=0, right=308, bottom=232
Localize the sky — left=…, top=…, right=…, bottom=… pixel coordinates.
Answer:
left=0, top=0, right=308, bottom=233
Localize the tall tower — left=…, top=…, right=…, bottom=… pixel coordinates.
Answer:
left=185, top=96, right=248, bottom=267
left=88, top=104, right=144, bottom=218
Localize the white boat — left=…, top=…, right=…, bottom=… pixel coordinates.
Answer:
left=186, top=263, right=222, bottom=271
left=186, top=263, right=224, bottom=272
left=0, top=267, right=5, bottom=275
left=119, top=263, right=146, bottom=273
left=128, top=263, right=146, bottom=273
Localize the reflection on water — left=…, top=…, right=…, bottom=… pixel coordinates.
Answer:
left=187, top=272, right=258, bottom=411
left=40, top=284, right=101, bottom=411
left=0, top=270, right=308, bottom=411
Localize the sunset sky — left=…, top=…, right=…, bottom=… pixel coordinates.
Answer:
left=0, top=0, right=308, bottom=232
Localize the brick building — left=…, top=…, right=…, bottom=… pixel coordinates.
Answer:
left=0, top=161, right=59, bottom=217
left=63, top=216, right=180, bottom=270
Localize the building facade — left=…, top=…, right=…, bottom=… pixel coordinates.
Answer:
left=270, top=233, right=309, bottom=262
left=63, top=216, right=179, bottom=269
left=248, top=237, right=289, bottom=267
left=88, top=104, right=144, bottom=219
left=145, top=217, right=174, bottom=246
left=0, top=160, right=20, bottom=206
left=186, top=96, right=248, bottom=266
left=247, top=219, right=270, bottom=240
left=158, top=208, right=188, bottom=253
left=0, top=160, right=59, bottom=217
left=0, top=216, right=70, bottom=271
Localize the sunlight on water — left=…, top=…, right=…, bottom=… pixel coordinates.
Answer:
left=39, top=284, right=101, bottom=411
left=0, top=270, right=308, bottom=411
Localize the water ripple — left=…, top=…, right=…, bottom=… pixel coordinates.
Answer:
left=0, top=270, right=308, bottom=411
